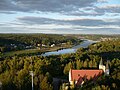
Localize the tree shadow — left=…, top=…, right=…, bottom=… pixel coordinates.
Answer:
left=89, top=51, right=120, bottom=60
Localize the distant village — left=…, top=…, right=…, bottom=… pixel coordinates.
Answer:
left=9, top=40, right=71, bottom=49
left=100, top=37, right=118, bottom=41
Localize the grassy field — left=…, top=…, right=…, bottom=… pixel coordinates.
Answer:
left=4, top=49, right=41, bottom=56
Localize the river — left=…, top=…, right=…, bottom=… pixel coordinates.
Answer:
left=41, top=40, right=97, bottom=56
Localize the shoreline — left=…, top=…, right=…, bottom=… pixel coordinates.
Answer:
left=3, top=42, right=81, bottom=57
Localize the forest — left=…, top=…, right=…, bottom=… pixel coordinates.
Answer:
left=0, top=34, right=120, bottom=90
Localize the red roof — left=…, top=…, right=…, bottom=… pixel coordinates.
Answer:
left=70, top=69, right=103, bottom=85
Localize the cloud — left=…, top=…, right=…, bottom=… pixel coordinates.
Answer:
left=62, top=6, right=105, bottom=16
left=95, top=5, right=120, bottom=15
left=0, top=0, right=28, bottom=12
left=0, top=11, right=16, bottom=14
left=17, top=16, right=120, bottom=27
left=0, top=0, right=120, bottom=34
left=17, top=16, right=61, bottom=25
left=1, top=18, right=120, bottom=34
left=97, top=0, right=108, bottom=2
left=0, top=0, right=98, bottom=13
left=0, top=0, right=119, bottom=17
left=67, top=4, right=120, bottom=16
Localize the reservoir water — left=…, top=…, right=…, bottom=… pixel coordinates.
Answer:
left=41, top=40, right=97, bottom=56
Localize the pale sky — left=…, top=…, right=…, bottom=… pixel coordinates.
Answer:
left=0, top=0, right=120, bottom=34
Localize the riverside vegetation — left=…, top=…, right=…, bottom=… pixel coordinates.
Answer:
left=0, top=34, right=81, bottom=57
left=0, top=34, right=120, bottom=90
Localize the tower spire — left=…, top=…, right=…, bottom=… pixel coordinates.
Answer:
left=99, top=58, right=105, bottom=72
left=105, top=60, right=110, bottom=75
left=99, top=58, right=103, bottom=65
left=106, top=60, right=109, bottom=69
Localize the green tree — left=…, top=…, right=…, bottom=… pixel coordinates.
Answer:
left=63, top=62, right=72, bottom=75
left=40, top=76, right=53, bottom=90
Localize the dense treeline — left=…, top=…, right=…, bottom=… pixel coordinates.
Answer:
left=0, top=34, right=80, bottom=52
left=73, top=34, right=120, bottom=41
left=0, top=39, right=120, bottom=90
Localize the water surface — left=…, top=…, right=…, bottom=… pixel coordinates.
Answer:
left=41, top=40, right=97, bottom=56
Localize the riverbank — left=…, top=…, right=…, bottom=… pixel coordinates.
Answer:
left=3, top=44, right=74, bottom=57
left=41, top=40, right=97, bottom=56
left=3, top=40, right=91, bottom=57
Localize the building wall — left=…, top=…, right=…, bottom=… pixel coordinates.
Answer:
left=99, top=65, right=105, bottom=72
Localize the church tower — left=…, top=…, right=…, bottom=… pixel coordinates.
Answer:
left=99, top=59, right=105, bottom=72
left=105, top=60, right=110, bottom=75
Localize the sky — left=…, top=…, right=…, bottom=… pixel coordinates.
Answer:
left=0, top=0, right=120, bottom=34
